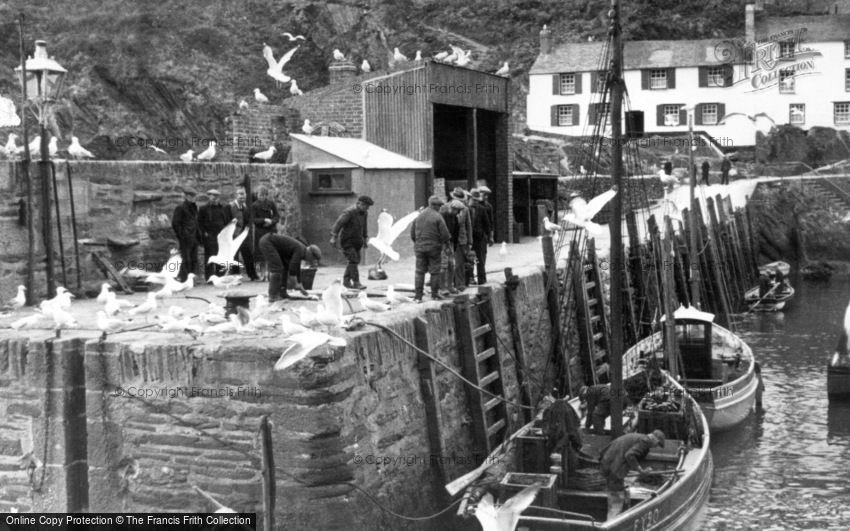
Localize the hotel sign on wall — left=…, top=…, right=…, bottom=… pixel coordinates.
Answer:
left=713, top=27, right=822, bottom=91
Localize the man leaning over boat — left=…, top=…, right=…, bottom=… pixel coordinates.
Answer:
left=599, top=430, right=666, bottom=520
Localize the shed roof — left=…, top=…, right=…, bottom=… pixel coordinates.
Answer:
left=755, top=14, right=850, bottom=42
left=290, top=134, right=431, bottom=170
left=530, top=39, right=740, bottom=74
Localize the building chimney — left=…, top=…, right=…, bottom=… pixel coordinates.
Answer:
left=745, top=4, right=756, bottom=45
left=539, top=25, right=552, bottom=55
left=329, top=59, right=357, bottom=85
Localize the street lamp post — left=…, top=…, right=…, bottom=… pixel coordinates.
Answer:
left=15, top=40, right=67, bottom=299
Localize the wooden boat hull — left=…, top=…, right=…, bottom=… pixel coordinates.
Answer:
left=758, top=261, right=790, bottom=277
left=827, top=365, right=850, bottom=399
left=744, top=286, right=794, bottom=312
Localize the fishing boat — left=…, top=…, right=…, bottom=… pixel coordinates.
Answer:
left=446, top=2, right=713, bottom=527
left=758, top=261, right=790, bottom=277
left=743, top=282, right=794, bottom=312
left=625, top=306, right=760, bottom=431
left=801, top=261, right=834, bottom=282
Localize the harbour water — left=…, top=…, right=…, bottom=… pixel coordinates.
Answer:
left=704, top=277, right=850, bottom=530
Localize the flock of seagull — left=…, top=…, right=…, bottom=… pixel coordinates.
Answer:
left=2, top=133, right=94, bottom=160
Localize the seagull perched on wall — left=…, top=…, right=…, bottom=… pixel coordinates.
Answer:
left=68, top=137, right=94, bottom=159
left=97, top=311, right=131, bottom=333
left=208, top=274, right=242, bottom=289
left=494, top=62, right=509, bottom=76
left=562, top=187, right=617, bottom=237
left=290, top=80, right=304, bottom=96
left=333, top=49, right=346, bottom=61
left=393, top=47, right=408, bottom=63
left=3, top=134, right=22, bottom=158
left=274, top=331, right=347, bottom=371
left=434, top=50, right=449, bottom=62
left=128, top=292, right=158, bottom=320
left=367, top=209, right=420, bottom=272
left=148, top=145, right=167, bottom=155
left=238, top=99, right=249, bottom=110
left=179, top=149, right=194, bottom=162
left=0, top=95, right=21, bottom=127
left=207, top=219, right=249, bottom=269
left=282, top=32, right=306, bottom=42
left=252, top=146, right=276, bottom=162
left=96, top=283, right=112, bottom=304
left=263, top=42, right=299, bottom=85
left=450, top=45, right=472, bottom=67
left=196, top=141, right=216, bottom=161
left=358, top=291, right=389, bottom=312
left=8, top=285, right=26, bottom=310
left=542, top=216, right=562, bottom=233
left=473, top=485, right=540, bottom=531
left=253, top=88, right=269, bottom=103
left=361, top=59, right=371, bottom=73
left=302, top=119, right=321, bottom=135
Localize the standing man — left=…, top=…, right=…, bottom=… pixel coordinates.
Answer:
left=410, top=195, right=451, bottom=302
left=721, top=157, right=731, bottom=185
left=469, top=189, right=492, bottom=285
left=439, top=199, right=463, bottom=296
left=228, top=188, right=258, bottom=281
left=599, top=430, right=666, bottom=520
left=478, top=185, right=495, bottom=245
left=259, top=233, right=322, bottom=301
left=330, top=195, right=373, bottom=290
left=252, top=187, right=280, bottom=278
left=198, top=189, right=232, bottom=280
left=663, top=160, right=673, bottom=176
left=450, top=188, right=473, bottom=288
left=701, top=160, right=710, bottom=185
left=171, top=187, right=201, bottom=282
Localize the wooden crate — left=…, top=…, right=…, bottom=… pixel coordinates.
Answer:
left=500, top=472, right=558, bottom=508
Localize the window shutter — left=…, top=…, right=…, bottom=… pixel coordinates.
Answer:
left=723, top=65, right=733, bottom=87
left=552, top=74, right=560, bottom=95
left=695, top=104, right=704, bottom=125
left=717, top=103, right=726, bottom=122
left=698, top=67, right=708, bottom=87
left=571, top=104, right=580, bottom=125
left=679, top=107, right=688, bottom=125
left=667, top=68, right=676, bottom=89
left=656, top=105, right=664, bottom=126
left=574, top=72, right=582, bottom=94
left=641, top=70, right=649, bottom=90
left=589, top=104, right=598, bottom=125
left=550, top=105, right=559, bottom=126
left=590, top=71, right=598, bottom=93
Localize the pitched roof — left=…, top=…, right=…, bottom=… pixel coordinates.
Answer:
left=755, top=14, right=850, bottom=42
left=530, top=39, right=740, bottom=74
left=290, top=134, right=431, bottom=170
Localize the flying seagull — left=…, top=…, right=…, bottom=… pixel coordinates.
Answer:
left=263, top=42, right=299, bottom=84
left=274, top=331, right=346, bottom=371
left=367, top=210, right=420, bottom=266
left=68, top=137, right=94, bottom=159
left=282, top=32, right=305, bottom=42
left=148, top=145, right=167, bottom=154
left=473, top=485, right=540, bottom=531
left=0, top=95, right=21, bottom=127
left=207, top=219, right=249, bottom=269
left=562, top=188, right=618, bottom=237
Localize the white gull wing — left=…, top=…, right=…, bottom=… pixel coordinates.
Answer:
left=274, top=331, right=346, bottom=371
left=211, top=219, right=248, bottom=265
left=321, top=281, right=344, bottom=321
left=387, top=211, right=420, bottom=244
left=843, top=299, right=850, bottom=339
left=583, top=188, right=617, bottom=219
left=473, top=485, right=540, bottom=531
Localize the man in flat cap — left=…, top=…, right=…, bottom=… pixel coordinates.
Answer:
left=410, top=195, right=451, bottom=302
left=198, top=189, right=233, bottom=280
left=259, top=233, right=322, bottom=301
left=330, top=195, right=373, bottom=290
left=469, top=189, right=492, bottom=285
left=251, top=186, right=281, bottom=278
left=450, top=187, right=473, bottom=288
left=599, top=429, right=666, bottom=519
left=171, top=187, right=201, bottom=282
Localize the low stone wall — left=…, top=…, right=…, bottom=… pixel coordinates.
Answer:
left=0, top=266, right=559, bottom=527
left=0, top=161, right=300, bottom=299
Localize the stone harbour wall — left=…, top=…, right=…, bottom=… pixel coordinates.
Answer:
left=0, top=267, right=559, bottom=528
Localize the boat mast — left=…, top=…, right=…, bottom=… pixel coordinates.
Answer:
left=608, top=0, right=624, bottom=437
left=688, top=110, right=701, bottom=307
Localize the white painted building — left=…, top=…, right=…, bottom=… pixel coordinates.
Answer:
left=527, top=3, right=850, bottom=147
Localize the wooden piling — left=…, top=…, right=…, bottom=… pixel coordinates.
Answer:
left=541, top=235, right=565, bottom=393
left=503, top=268, right=533, bottom=416
left=259, top=415, right=275, bottom=531
left=414, top=314, right=448, bottom=488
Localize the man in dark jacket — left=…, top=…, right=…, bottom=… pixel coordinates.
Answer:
left=701, top=160, right=710, bottom=185
left=439, top=199, right=462, bottom=295
left=171, top=188, right=201, bottom=282
left=198, top=189, right=233, bottom=280
left=410, top=195, right=451, bottom=302
left=259, top=233, right=322, bottom=301
left=252, top=187, right=280, bottom=277
left=469, top=189, right=493, bottom=285
left=227, top=188, right=258, bottom=280
left=721, top=157, right=732, bottom=185
left=663, top=160, right=673, bottom=176
left=478, top=185, right=495, bottom=244
left=330, top=195, right=373, bottom=290
left=599, top=430, right=665, bottom=519
left=579, top=384, right=634, bottom=434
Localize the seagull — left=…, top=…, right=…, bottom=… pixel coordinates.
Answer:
left=358, top=291, right=389, bottom=312
left=204, top=315, right=240, bottom=335
left=290, top=80, right=304, bottom=96
left=28, top=135, right=41, bottom=155
left=499, top=242, right=508, bottom=261
left=659, top=170, right=679, bottom=190
left=3, top=134, right=21, bottom=157
left=473, top=485, right=540, bottom=531
left=263, top=43, right=299, bottom=84
left=302, top=119, right=320, bottom=135
left=128, top=292, right=158, bottom=318
left=333, top=49, right=346, bottom=61
left=434, top=51, right=449, bottom=62
left=208, top=274, right=243, bottom=289
left=280, top=313, right=309, bottom=335
left=367, top=210, right=420, bottom=267
left=168, top=306, right=187, bottom=319
left=580, top=165, right=588, bottom=176
left=43, top=287, right=74, bottom=311
left=68, top=136, right=94, bottom=159
left=155, top=314, right=202, bottom=335
left=154, top=283, right=174, bottom=299
left=386, top=285, right=413, bottom=306
left=238, top=99, right=249, bottom=110
left=97, top=311, right=131, bottom=333
left=179, top=149, right=194, bottom=162
left=104, top=291, right=134, bottom=316
left=202, top=311, right=228, bottom=325
left=414, top=50, right=422, bottom=62
left=0, top=95, right=21, bottom=127
left=562, top=188, right=617, bottom=237
left=252, top=146, right=276, bottom=162
left=322, top=280, right=345, bottom=322
left=494, top=62, right=509, bottom=76
left=274, top=331, right=347, bottom=371
left=96, top=283, right=112, bottom=304
left=48, top=137, right=58, bottom=158
left=361, top=59, right=371, bottom=73
left=11, top=313, right=44, bottom=330
left=9, top=285, right=26, bottom=310
left=207, top=220, right=249, bottom=269
left=294, top=306, right=319, bottom=328
left=253, top=88, right=269, bottom=103
left=145, top=250, right=182, bottom=285
left=542, top=216, right=562, bottom=232
left=393, top=47, right=408, bottom=63
left=48, top=307, right=78, bottom=330
left=282, top=32, right=306, bottom=42
left=450, top=45, right=471, bottom=67
left=196, top=141, right=216, bottom=161
left=148, top=145, right=167, bottom=155
left=170, top=273, right=196, bottom=293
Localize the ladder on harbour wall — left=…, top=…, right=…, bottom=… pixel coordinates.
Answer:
left=570, top=241, right=611, bottom=386
left=454, top=293, right=508, bottom=457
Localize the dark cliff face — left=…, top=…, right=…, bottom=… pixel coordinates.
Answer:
left=0, top=0, right=745, bottom=159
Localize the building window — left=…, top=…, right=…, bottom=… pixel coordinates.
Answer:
left=789, top=104, right=805, bottom=125
left=835, top=102, right=850, bottom=125
left=663, top=105, right=681, bottom=126
left=312, top=170, right=352, bottom=193
left=779, top=41, right=795, bottom=59
left=560, top=73, right=576, bottom=94
left=846, top=40, right=850, bottom=58
left=846, top=69, right=850, bottom=91
left=779, top=69, right=795, bottom=93
left=707, top=66, right=726, bottom=87
left=650, top=69, right=668, bottom=89
left=558, top=105, right=573, bottom=126
left=701, top=104, right=718, bottom=125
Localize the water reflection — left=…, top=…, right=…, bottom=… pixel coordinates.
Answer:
left=827, top=400, right=850, bottom=441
